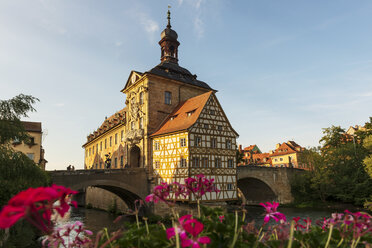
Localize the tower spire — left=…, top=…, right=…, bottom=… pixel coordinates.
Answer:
left=167, top=6, right=171, bottom=28
left=159, top=6, right=180, bottom=64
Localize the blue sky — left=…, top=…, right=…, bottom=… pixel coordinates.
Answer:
left=1, top=0, right=372, bottom=170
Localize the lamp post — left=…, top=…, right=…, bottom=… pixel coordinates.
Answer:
left=105, top=152, right=111, bottom=169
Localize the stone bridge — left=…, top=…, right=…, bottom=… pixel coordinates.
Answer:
left=237, top=166, right=303, bottom=205
left=50, top=168, right=149, bottom=209
left=50, top=166, right=302, bottom=208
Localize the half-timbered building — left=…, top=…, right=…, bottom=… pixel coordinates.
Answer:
left=83, top=11, right=239, bottom=202
left=151, top=92, right=239, bottom=202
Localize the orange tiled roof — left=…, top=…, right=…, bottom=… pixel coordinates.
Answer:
left=270, top=141, right=303, bottom=157
left=244, top=145, right=256, bottom=151
left=150, top=91, right=213, bottom=137
left=252, top=153, right=272, bottom=164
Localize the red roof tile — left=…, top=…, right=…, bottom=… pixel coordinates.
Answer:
left=150, top=91, right=213, bottom=137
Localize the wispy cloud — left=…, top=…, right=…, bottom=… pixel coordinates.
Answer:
left=178, top=0, right=206, bottom=39
left=138, top=12, right=159, bottom=41
left=115, top=41, right=123, bottom=47
left=54, top=103, right=65, bottom=107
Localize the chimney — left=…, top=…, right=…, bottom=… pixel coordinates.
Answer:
left=239, top=144, right=242, bottom=152
left=276, top=143, right=281, bottom=149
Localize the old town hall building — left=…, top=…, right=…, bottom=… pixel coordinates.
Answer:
left=83, top=11, right=239, bottom=202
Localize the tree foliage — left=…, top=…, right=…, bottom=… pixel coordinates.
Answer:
left=0, top=94, right=39, bottom=145
left=291, top=118, right=372, bottom=206
left=0, top=94, right=48, bottom=247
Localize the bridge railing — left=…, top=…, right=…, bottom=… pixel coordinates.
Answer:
left=49, top=168, right=146, bottom=176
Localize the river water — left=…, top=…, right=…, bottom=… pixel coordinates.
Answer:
left=57, top=205, right=347, bottom=235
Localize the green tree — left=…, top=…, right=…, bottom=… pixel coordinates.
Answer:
left=363, top=135, right=372, bottom=178
left=291, top=118, right=372, bottom=206
left=0, top=94, right=39, bottom=145
left=0, top=94, right=49, bottom=247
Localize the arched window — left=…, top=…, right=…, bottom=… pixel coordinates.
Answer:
left=170, top=45, right=175, bottom=57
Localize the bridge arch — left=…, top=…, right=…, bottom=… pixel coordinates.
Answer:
left=69, top=179, right=145, bottom=210
left=51, top=169, right=149, bottom=212
left=237, top=177, right=277, bottom=204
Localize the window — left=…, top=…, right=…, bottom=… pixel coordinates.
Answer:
left=217, top=125, right=223, bottom=131
left=211, top=138, right=217, bottom=148
left=131, top=121, right=135, bottom=130
left=114, top=158, right=117, bottom=168
left=201, top=157, right=208, bottom=168
left=89, top=148, right=91, bottom=156
left=96, top=163, right=98, bottom=169
left=139, top=117, right=144, bottom=129
left=154, top=142, right=160, bottom=151
left=228, top=159, right=234, bottom=168
left=100, top=141, right=102, bottom=151
left=180, top=158, right=187, bottom=168
left=195, top=136, right=202, bottom=147
left=204, top=124, right=209, bottom=129
left=226, top=140, right=232, bottom=149
left=280, top=158, right=283, bottom=161
left=92, top=146, right=94, bottom=154
left=170, top=115, right=178, bottom=120
left=215, top=158, right=221, bottom=168
left=121, top=130, right=124, bottom=142
left=187, top=110, right=196, bottom=116
left=139, top=92, right=144, bottom=105
left=192, top=157, right=200, bottom=168
left=209, top=110, right=215, bottom=115
left=165, top=91, right=172, bottom=105
left=27, top=153, right=34, bottom=160
left=227, top=183, right=233, bottom=190
left=155, top=161, right=160, bottom=169
left=120, top=156, right=123, bottom=167
left=180, top=138, right=186, bottom=147
left=100, top=162, right=103, bottom=169
left=110, top=136, right=112, bottom=147
left=105, top=139, right=107, bottom=149
left=115, top=133, right=118, bottom=144
left=274, top=158, right=277, bottom=162
left=29, top=137, right=35, bottom=145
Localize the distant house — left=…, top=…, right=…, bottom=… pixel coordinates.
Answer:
left=346, top=125, right=366, bottom=136
left=12, top=121, right=47, bottom=170
left=239, top=141, right=305, bottom=169
left=270, top=141, right=304, bottom=169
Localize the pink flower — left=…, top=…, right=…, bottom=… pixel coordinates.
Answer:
left=218, top=215, right=224, bottom=223
left=145, top=183, right=171, bottom=204
left=0, top=185, right=77, bottom=233
left=260, top=201, right=286, bottom=224
left=166, top=215, right=210, bottom=248
left=185, top=174, right=219, bottom=199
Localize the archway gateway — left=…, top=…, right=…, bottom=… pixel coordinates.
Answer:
left=129, top=145, right=141, bottom=168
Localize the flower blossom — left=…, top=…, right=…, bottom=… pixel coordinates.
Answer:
left=145, top=182, right=171, bottom=204
left=0, top=185, right=77, bottom=233
left=42, top=221, right=93, bottom=248
left=185, top=174, right=219, bottom=199
left=166, top=215, right=211, bottom=248
left=260, top=201, right=286, bottom=224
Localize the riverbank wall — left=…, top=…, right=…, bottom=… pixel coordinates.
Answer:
left=85, top=186, right=128, bottom=213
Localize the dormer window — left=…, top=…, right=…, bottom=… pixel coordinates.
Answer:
left=170, top=114, right=178, bottom=120
left=187, top=109, right=196, bottom=117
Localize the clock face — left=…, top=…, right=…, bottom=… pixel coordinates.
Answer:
left=131, top=74, right=137, bottom=84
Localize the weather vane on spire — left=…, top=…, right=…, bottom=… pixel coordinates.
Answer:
left=167, top=5, right=171, bottom=28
